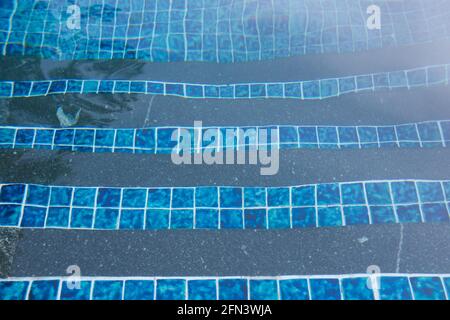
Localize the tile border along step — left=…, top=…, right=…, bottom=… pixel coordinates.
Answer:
left=1, top=179, right=449, bottom=230
left=0, top=274, right=449, bottom=300
left=0, top=64, right=449, bottom=99
left=0, top=120, right=449, bottom=154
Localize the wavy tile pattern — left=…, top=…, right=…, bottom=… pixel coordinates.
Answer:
left=1, top=0, right=449, bottom=62
left=0, top=64, right=449, bottom=99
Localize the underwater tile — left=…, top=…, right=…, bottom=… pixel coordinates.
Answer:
left=145, top=209, right=169, bottom=229
left=421, top=203, right=449, bottom=222
left=343, top=206, right=369, bottom=225
left=119, top=209, right=145, bottom=230
left=220, top=187, right=242, bottom=208
left=122, top=188, right=147, bottom=208
left=318, top=206, right=342, bottom=227
left=391, top=181, right=418, bottom=204
left=379, top=277, right=412, bottom=300
left=249, top=280, right=278, bottom=300
left=147, top=188, right=171, bottom=208
left=395, top=205, right=422, bottom=223
left=244, top=209, right=266, bottom=229
left=195, top=209, right=218, bottom=229
left=317, top=183, right=340, bottom=205
left=310, top=279, right=341, bottom=300
left=279, top=279, right=309, bottom=300
left=170, top=209, right=193, bottom=229
left=0, top=281, right=29, bottom=300
left=188, top=280, right=217, bottom=300
left=369, top=206, right=396, bottom=224
left=341, top=277, right=374, bottom=300
left=410, top=277, right=446, bottom=300
left=195, top=187, right=218, bottom=207
left=156, top=279, right=186, bottom=300
left=292, top=207, right=316, bottom=228
left=60, top=281, right=92, bottom=300
left=365, top=182, right=392, bottom=205
left=94, top=208, right=119, bottom=229
left=96, top=188, right=121, bottom=208
left=124, top=280, right=154, bottom=300
left=28, top=280, right=59, bottom=300
left=220, top=209, right=243, bottom=229
left=93, top=281, right=123, bottom=300
left=219, top=279, right=247, bottom=300
left=243, top=187, right=266, bottom=207
left=70, top=208, right=94, bottom=228
left=172, top=188, right=194, bottom=208
left=267, top=187, right=290, bottom=207
left=268, top=208, right=290, bottom=228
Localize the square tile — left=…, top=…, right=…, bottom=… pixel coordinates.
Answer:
left=343, top=206, right=369, bottom=225
left=119, top=209, right=144, bottom=229
left=410, top=277, right=446, bottom=300
left=291, top=185, right=315, bottom=206
left=72, top=188, right=96, bottom=207
left=122, top=189, right=146, bottom=208
left=243, top=187, right=266, bottom=207
left=317, top=183, right=340, bottom=205
left=124, top=280, right=154, bottom=300
left=310, top=279, right=341, bottom=300
left=341, top=277, right=374, bottom=300
left=244, top=209, right=266, bottom=229
left=94, top=208, right=119, bottom=229
left=145, top=209, right=169, bottom=229
left=292, top=207, right=316, bottom=228
left=50, top=187, right=73, bottom=206
left=391, top=181, right=418, bottom=204
left=26, top=185, right=50, bottom=206
left=250, top=280, right=278, bottom=300
left=219, top=279, right=247, bottom=300
left=188, top=280, right=216, bottom=300
left=421, top=203, right=449, bottom=222
left=280, top=279, right=309, bottom=300
left=156, top=279, right=186, bottom=300
left=70, top=208, right=94, bottom=228
left=268, top=208, right=290, bottom=228
left=267, top=187, right=289, bottom=207
left=0, top=184, right=26, bottom=203
left=172, top=188, right=194, bottom=208
left=416, top=182, right=445, bottom=202
left=195, top=187, right=218, bottom=207
left=28, top=280, right=59, bottom=300
left=365, top=182, right=392, bottom=205
left=341, top=183, right=365, bottom=205
left=93, top=281, right=123, bottom=300
left=318, top=206, right=342, bottom=227
left=195, top=209, right=218, bottom=229
left=96, top=188, right=121, bottom=207
left=46, top=207, right=70, bottom=227
left=220, top=209, right=244, bottom=229
left=170, top=209, right=193, bottom=229
left=0, top=204, right=21, bottom=226
left=21, top=206, right=46, bottom=227
left=379, top=277, right=412, bottom=300
left=60, top=281, right=92, bottom=300
left=0, top=281, right=29, bottom=300
left=220, top=187, right=242, bottom=208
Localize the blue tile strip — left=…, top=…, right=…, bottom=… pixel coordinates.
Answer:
left=0, top=0, right=449, bottom=62
left=0, top=274, right=449, bottom=300
left=0, top=64, right=449, bottom=99
left=1, top=179, right=449, bottom=230
left=0, top=120, right=449, bottom=153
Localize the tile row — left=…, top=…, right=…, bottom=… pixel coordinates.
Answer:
left=0, top=64, right=449, bottom=99
left=0, top=120, right=449, bottom=153
left=0, top=0, right=449, bottom=61
left=1, top=274, right=449, bottom=300
left=1, top=180, right=449, bottom=230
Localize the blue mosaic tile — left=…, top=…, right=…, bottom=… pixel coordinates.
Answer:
left=1, top=120, right=449, bottom=153
left=28, top=280, right=59, bottom=300
left=0, top=281, right=29, bottom=300
left=341, top=277, right=374, bottom=300
left=410, top=277, right=446, bottom=300
left=156, top=279, right=186, bottom=300
left=219, top=279, right=247, bottom=300
left=94, top=208, right=119, bottom=229
left=188, top=280, right=216, bottom=300
left=396, top=205, right=422, bottom=223
left=343, top=206, right=370, bottom=225
left=220, top=187, right=242, bottom=208
left=2, top=179, right=450, bottom=230
left=379, top=277, right=413, bottom=300
left=310, top=279, right=341, bottom=300
left=279, top=279, right=309, bottom=300
left=250, top=280, right=278, bottom=300
left=93, top=281, right=123, bottom=300
left=318, top=206, right=342, bottom=227
left=124, top=280, right=154, bottom=300
left=60, top=281, right=92, bottom=300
